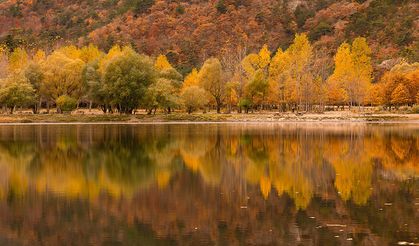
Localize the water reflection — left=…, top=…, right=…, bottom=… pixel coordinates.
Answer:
left=0, top=124, right=417, bottom=245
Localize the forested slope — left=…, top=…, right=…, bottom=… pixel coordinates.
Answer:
left=0, top=0, right=417, bottom=72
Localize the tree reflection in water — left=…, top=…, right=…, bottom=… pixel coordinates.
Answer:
left=0, top=124, right=417, bottom=245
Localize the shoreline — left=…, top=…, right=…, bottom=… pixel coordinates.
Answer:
left=0, top=112, right=418, bottom=125
left=0, top=121, right=418, bottom=126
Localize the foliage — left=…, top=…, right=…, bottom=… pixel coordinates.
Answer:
left=56, top=95, right=78, bottom=113
left=103, top=47, right=157, bottom=114
left=155, top=55, right=173, bottom=71
left=0, top=35, right=416, bottom=114
left=42, top=50, right=85, bottom=102
left=327, top=37, right=372, bottom=106
left=181, top=86, right=209, bottom=114
left=391, top=83, right=410, bottom=106
left=309, top=21, right=332, bottom=41
left=145, top=78, right=180, bottom=113
left=198, top=58, right=225, bottom=113
left=0, top=73, right=35, bottom=113
left=379, top=62, right=419, bottom=106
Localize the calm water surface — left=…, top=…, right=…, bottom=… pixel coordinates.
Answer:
left=0, top=123, right=417, bottom=245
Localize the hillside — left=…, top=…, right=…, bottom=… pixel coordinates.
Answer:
left=0, top=0, right=418, bottom=73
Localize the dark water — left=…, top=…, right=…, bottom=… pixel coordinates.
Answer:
left=0, top=123, right=417, bottom=245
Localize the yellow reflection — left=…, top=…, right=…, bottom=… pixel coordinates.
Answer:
left=0, top=124, right=416, bottom=211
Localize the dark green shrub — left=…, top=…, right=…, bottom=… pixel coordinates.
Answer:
left=309, top=21, right=333, bottom=41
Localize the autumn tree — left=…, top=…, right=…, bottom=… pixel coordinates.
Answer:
left=8, top=47, right=28, bottom=73
left=391, top=83, right=410, bottom=107
left=326, top=79, right=348, bottom=108
left=328, top=37, right=372, bottom=108
left=21, top=49, right=46, bottom=114
left=241, top=44, right=271, bottom=110
left=145, top=78, right=180, bottom=114
left=198, top=58, right=225, bottom=113
left=182, top=68, right=199, bottom=90
left=285, top=33, right=313, bottom=111
left=0, top=73, right=36, bottom=114
left=0, top=46, right=8, bottom=79
left=269, top=48, right=288, bottom=111
left=155, top=55, right=173, bottom=70
left=56, top=95, right=78, bottom=113
left=379, top=62, right=419, bottom=108
left=103, top=47, right=156, bottom=114
left=82, top=61, right=109, bottom=112
left=365, top=83, right=383, bottom=106
left=41, top=50, right=85, bottom=110
left=79, top=44, right=102, bottom=64
left=181, top=86, right=209, bottom=114
left=24, top=62, right=44, bottom=113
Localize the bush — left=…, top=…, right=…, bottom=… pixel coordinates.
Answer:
left=216, top=0, right=227, bottom=14
left=398, top=106, right=410, bottom=112
left=410, top=105, right=419, bottom=114
left=294, top=5, right=314, bottom=28
left=309, top=21, right=333, bottom=41
left=238, top=98, right=252, bottom=113
left=56, top=95, right=77, bottom=113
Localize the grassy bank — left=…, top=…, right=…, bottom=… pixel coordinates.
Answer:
left=0, top=111, right=418, bottom=124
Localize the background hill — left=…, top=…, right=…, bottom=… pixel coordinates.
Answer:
left=0, top=0, right=418, bottom=73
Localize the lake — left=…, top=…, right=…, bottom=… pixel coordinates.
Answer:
left=0, top=123, right=417, bottom=245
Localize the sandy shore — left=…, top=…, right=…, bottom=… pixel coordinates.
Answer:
left=0, top=111, right=418, bottom=124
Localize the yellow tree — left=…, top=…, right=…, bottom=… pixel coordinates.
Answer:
left=269, top=48, right=289, bottom=110
left=327, top=42, right=353, bottom=107
left=240, top=44, right=271, bottom=109
left=42, top=51, right=85, bottom=108
left=99, top=45, right=123, bottom=74
left=56, top=45, right=82, bottom=60
left=391, top=83, right=410, bottom=107
left=182, top=68, right=199, bottom=90
left=0, top=45, right=8, bottom=79
left=365, top=83, right=383, bottom=106
left=284, top=33, right=313, bottom=111
left=241, top=44, right=271, bottom=78
left=8, top=47, right=28, bottom=73
left=155, top=54, right=173, bottom=70
left=351, top=37, right=372, bottom=106
left=198, top=58, right=225, bottom=113
left=328, top=38, right=372, bottom=108
left=80, top=44, right=102, bottom=64
left=326, top=79, right=348, bottom=107
left=33, top=49, right=46, bottom=63
left=380, top=62, right=418, bottom=107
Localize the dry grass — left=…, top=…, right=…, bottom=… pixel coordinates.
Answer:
left=0, top=109, right=417, bottom=123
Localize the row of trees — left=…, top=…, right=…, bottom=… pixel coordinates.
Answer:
left=0, top=34, right=418, bottom=114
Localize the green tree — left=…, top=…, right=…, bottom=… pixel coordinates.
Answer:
left=0, top=73, right=36, bottom=114
left=145, top=78, right=180, bottom=114
left=56, top=95, right=78, bottom=113
left=198, top=58, right=225, bottom=113
left=82, top=62, right=110, bottom=112
left=24, top=62, right=44, bottom=114
left=181, top=86, right=209, bottom=114
left=42, top=51, right=85, bottom=109
left=103, top=47, right=156, bottom=114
